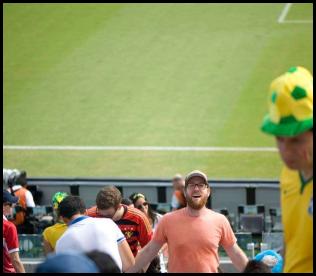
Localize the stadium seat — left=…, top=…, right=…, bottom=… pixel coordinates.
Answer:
left=237, top=205, right=265, bottom=234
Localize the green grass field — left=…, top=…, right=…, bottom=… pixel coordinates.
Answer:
left=3, top=3, right=313, bottom=178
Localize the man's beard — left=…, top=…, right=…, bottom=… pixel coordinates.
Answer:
left=186, top=194, right=208, bottom=210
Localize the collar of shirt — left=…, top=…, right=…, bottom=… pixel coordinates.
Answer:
left=69, top=215, right=89, bottom=226
left=3, top=214, right=8, bottom=221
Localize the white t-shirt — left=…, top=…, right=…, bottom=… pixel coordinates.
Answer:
left=11, top=185, right=35, bottom=207
left=55, top=216, right=125, bottom=271
left=171, top=194, right=180, bottom=209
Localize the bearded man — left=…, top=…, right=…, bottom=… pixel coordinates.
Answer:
left=126, top=170, right=249, bottom=273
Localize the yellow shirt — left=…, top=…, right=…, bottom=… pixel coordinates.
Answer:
left=42, top=222, right=68, bottom=249
left=280, top=166, right=313, bottom=273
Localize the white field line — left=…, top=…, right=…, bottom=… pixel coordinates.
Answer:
left=282, top=20, right=313, bottom=24
left=3, top=145, right=278, bottom=152
left=278, top=3, right=293, bottom=23
left=278, top=3, right=313, bottom=24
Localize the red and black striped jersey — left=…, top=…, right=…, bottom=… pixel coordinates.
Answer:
left=86, top=204, right=152, bottom=256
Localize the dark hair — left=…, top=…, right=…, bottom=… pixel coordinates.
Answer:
left=243, top=260, right=272, bottom=273
left=17, top=170, right=27, bottom=186
left=58, top=196, right=86, bottom=219
left=121, top=198, right=133, bottom=206
left=96, top=186, right=122, bottom=210
left=129, top=193, right=157, bottom=225
left=85, top=250, right=121, bottom=273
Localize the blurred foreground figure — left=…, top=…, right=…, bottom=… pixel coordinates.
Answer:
left=261, top=66, right=313, bottom=272
left=36, top=252, right=99, bottom=273
left=3, top=190, right=25, bottom=273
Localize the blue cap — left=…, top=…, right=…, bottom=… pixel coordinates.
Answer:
left=36, top=252, right=99, bottom=273
left=3, top=190, right=19, bottom=204
left=254, top=250, right=283, bottom=273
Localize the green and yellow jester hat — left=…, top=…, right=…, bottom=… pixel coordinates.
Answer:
left=261, top=66, right=313, bottom=137
left=52, top=191, right=68, bottom=210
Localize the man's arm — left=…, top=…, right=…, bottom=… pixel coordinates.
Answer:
left=10, top=251, right=25, bottom=273
left=224, top=243, right=249, bottom=272
left=118, top=239, right=135, bottom=272
left=126, top=240, right=162, bottom=273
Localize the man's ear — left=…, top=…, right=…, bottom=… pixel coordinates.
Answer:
left=207, top=187, right=212, bottom=198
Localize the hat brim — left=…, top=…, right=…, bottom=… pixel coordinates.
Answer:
left=4, top=193, right=19, bottom=204
left=261, top=115, right=313, bottom=137
left=185, top=173, right=208, bottom=185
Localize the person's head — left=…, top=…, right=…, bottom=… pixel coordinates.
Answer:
left=129, top=192, right=157, bottom=224
left=52, top=191, right=68, bottom=218
left=172, top=174, right=185, bottom=191
left=3, top=190, right=19, bottom=216
left=276, top=129, right=313, bottom=171
left=130, top=193, right=149, bottom=213
left=184, top=170, right=211, bottom=210
left=85, top=250, right=121, bottom=273
left=254, top=250, right=283, bottom=273
left=58, top=195, right=86, bottom=224
left=261, top=66, right=313, bottom=171
left=243, top=260, right=272, bottom=273
left=36, top=252, right=99, bottom=273
left=95, top=186, right=122, bottom=220
left=121, top=198, right=133, bottom=207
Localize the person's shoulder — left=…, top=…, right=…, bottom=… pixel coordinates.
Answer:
left=85, top=206, right=97, bottom=216
left=126, top=206, right=148, bottom=220
left=162, top=208, right=185, bottom=220
left=155, top=212, right=163, bottom=219
left=203, top=209, right=227, bottom=221
left=281, top=165, right=299, bottom=177
left=94, top=217, right=116, bottom=227
left=42, top=224, right=53, bottom=235
left=3, top=219, right=17, bottom=231
left=280, top=166, right=301, bottom=190
left=45, top=223, right=67, bottom=233
left=208, top=209, right=222, bottom=216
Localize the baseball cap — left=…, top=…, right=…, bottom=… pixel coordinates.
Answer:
left=36, top=252, right=99, bottom=273
left=3, top=190, right=19, bottom=204
left=185, top=170, right=209, bottom=186
left=52, top=191, right=68, bottom=209
left=254, top=250, right=283, bottom=273
left=261, top=66, right=313, bottom=137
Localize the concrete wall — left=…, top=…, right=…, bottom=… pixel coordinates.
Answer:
left=27, top=178, right=280, bottom=218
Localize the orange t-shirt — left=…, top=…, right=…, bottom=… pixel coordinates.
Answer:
left=153, top=207, right=236, bottom=272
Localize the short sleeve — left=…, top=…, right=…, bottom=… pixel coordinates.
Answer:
left=138, top=213, right=153, bottom=248
left=219, top=215, right=237, bottom=249
left=5, top=223, right=19, bottom=253
left=152, top=215, right=167, bottom=246
left=112, top=221, right=125, bottom=244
